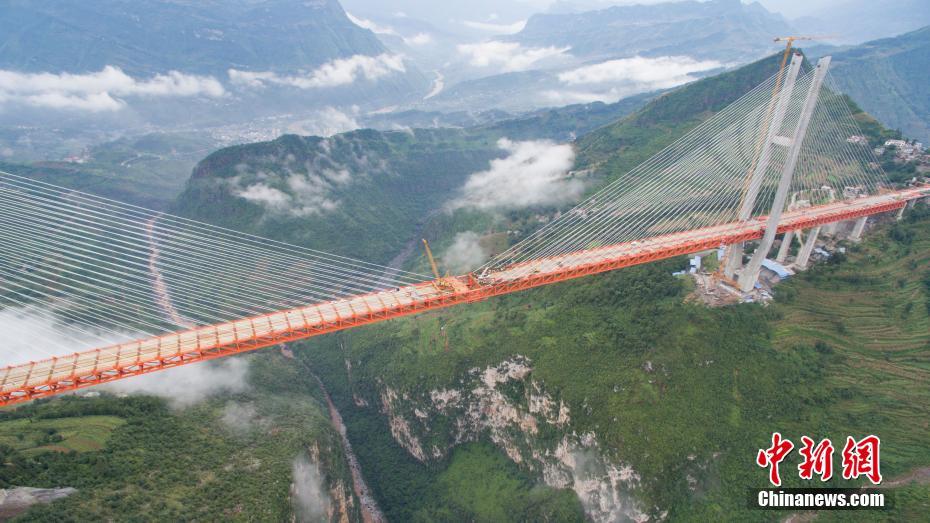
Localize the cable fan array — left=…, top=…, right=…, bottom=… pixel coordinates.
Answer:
left=0, top=171, right=432, bottom=363
left=480, top=68, right=889, bottom=277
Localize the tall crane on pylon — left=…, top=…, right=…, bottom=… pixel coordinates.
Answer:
left=772, top=35, right=835, bottom=74
left=716, top=34, right=834, bottom=289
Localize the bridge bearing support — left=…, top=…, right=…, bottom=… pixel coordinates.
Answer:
left=739, top=56, right=832, bottom=293
left=723, top=54, right=804, bottom=279
left=896, top=206, right=905, bottom=220
left=849, top=216, right=868, bottom=242
left=794, top=226, right=821, bottom=270
left=775, top=231, right=795, bottom=262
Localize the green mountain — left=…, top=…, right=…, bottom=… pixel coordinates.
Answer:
left=8, top=51, right=930, bottom=521
left=0, top=132, right=219, bottom=209
left=172, top=129, right=505, bottom=264
left=576, top=52, right=787, bottom=176
left=0, top=0, right=383, bottom=76
left=170, top=89, right=657, bottom=264
left=506, top=0, right=790, bottom=63
left=826, top=25, right=930, bottom=143
left=0, top=354, right=364, bottom=521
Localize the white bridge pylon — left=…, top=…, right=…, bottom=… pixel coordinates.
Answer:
left=483, top=53, right=896, bottom=290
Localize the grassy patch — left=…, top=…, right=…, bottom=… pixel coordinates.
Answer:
left=0, top=415, right=124, bottom=454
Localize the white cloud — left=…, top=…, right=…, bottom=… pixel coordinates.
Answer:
left=424, top=72, right=445, bottom=100
left=539, top=56, right=723, bottom=105
left=405, top=33, right=433, bottom=46
left=0, top=306, right=249, bottom=408
left=237, top=183, right=293, bottom=211
left=234, top=179, right=339, bottom=217
left=443, top=232, right=489, bottom=272
left=462, top=19, right=528, bottom=34
left=229, top=54, right=405, bottom=90
left=220, top=401, right=261, bottom=435
left=346, top=13, right=432, bottom=46
left=0, top=66, right=225, bottom=112
left=450, top=138, right=581, bottom=210
left=292, top=454, right=332, bottom=522
left=457, top=42, right=570, bottom=72
left=0, top=307, right=135, bottom=365
left=287, top=106, right=360, bottom=138
left=540, top=89, right=617, bottom=105
left=231, top=157, right=353, bottom=218
left=346, top=12, right=400, bottom=37
left=558, top=55, right=722, bottom=88
left=102, top=357, right=250, bottom=408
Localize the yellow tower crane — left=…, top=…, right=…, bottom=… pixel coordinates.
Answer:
left=421, top=239, right=467, bottom=292
left=773, top=35, right=835, bottom=74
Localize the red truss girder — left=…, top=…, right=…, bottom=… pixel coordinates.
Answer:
left=0, top=187, right=925, bottom=407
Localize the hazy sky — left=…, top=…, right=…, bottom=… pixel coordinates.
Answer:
left=340, top=0, right=845, bottom=24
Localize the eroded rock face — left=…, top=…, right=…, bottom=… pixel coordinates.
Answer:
left=375, top=356, right=647, bottom=522
left=0, top=487, right=77, bottom=520
left=291, top=443, right=356, bottom=523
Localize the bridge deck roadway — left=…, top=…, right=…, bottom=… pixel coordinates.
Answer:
left=1, top=186, right=926, bottom=406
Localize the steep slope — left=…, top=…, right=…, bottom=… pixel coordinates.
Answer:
left=0, top=0, right=383, bottom=76
left=575, top=52, right=786, bottom=180
left=793, top=0, right=930, bottom=46
left=825, top=25, right=930, bottom=143
left=0, top=132, right=219, bottom=209
left=296, top=204, right=930, bottom=521
left=172, top=129, right=505, bottom=263
left=166, top=53, right=797, bottom=521
left=11, top=47, right=929, bottom=521
left=170, top=89, right=658, bottom=264
left=505, top=0, right=790, bottom=63
left=2, top=353, right=363, bottom=521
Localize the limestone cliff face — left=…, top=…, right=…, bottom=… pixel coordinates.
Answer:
left=291, top=442, right=359, bottom=523
left=372, top=356, right=647, bottom=522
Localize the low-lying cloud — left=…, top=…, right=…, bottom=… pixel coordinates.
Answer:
left=558, top=55, right=722, bottom=89
left=450, top=138, right=581, bottom=210
left=443, top=232, right=489, bottom=273
left=220, top=400, right=261, bottom=435
left=229, top=54, right=405, bottom=90
left=346, top=12, right=399, bottom=37
left=0, top=66, right=225, bottom=112
left=292, top=454, right=332, bottom=522
left=0, top=306, right=135, bottom=365
left=0, top=306, right=250, bottom=408
left=230, top=153, right=355, bottom=218
left=101, top=357, right=250, bottom=408
left=286, top=106, right=360, bottom=137
left=346, top=12, right=432, bottom=46
left=540, top=56, right=723, bottom=104
left=457, top=42, right=570, bottom=72
left=462, top=19, right=528, bottom=34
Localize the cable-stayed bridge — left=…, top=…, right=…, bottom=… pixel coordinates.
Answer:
left=1, top=55, right=928, bottom=406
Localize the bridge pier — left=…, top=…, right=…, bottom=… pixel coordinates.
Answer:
left=794, top=226, right=821, bottom=270
left=823, top=222, right=838, bottom=236
left=775, top=231, right=794, bottom=262
left=724, top=243, right=745, bottom=278
left=896, top=206, right=905, bottom=220
left=849, top=216, right=868, bottom=242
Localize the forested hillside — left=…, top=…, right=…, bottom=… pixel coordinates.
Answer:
left=826, top=25, right=930, bottom=143
left=295, top=207, right=930, bottom=520
left=7, top=49, right=930, bottom=521
left=0, top=0, right=384, bottom=76
left=1, top=354, right=362, bottom=521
